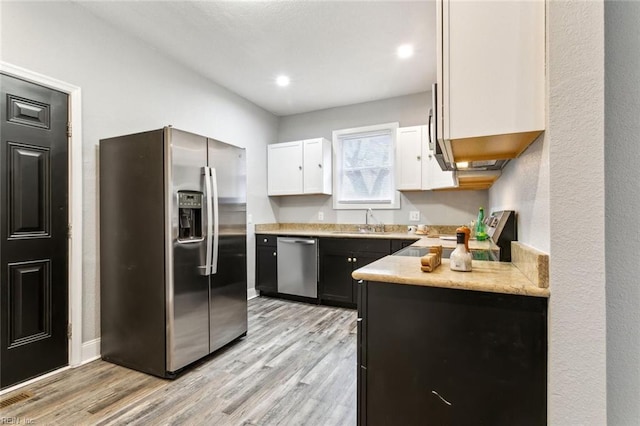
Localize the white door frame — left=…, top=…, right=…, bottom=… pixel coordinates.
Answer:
left=0, top=62, right=84, bottom=368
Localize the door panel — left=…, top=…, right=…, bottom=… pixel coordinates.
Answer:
left=7, top=260, right=51, bottom=345
left=256, top=245, right=277, bottom=293
left=8, top=143, right=50, bottom=237
left=320, top=250, right=353, bottom=304
left=1, top=73, right=69, bottom=389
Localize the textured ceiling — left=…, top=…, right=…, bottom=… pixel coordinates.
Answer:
left=74, top=1, right=435, bottom=116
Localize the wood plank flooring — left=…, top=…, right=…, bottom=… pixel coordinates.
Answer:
left=1, top=297, right=357, bottom=425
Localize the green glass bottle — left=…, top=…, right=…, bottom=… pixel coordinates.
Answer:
left=476, top=207, right=488, bottom=241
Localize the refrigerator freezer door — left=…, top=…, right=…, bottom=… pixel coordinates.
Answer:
left=207, top=139, right=248, bottom=353
left=166, top=128, right=211, bottom=372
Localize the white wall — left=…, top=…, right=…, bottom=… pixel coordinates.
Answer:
left=547, top=1, right=607, bottom=424
left=276, top=93, right=488, bottom=226
left=0, top=2, right=279, bottom=342
left=488, top=134, right=550, bottom=253
left=605, top=1, right=640, bottom=423
left=492, top=1, right=608, bottom=423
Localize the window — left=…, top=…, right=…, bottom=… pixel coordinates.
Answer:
left=332, top=122, right=400, bottom=209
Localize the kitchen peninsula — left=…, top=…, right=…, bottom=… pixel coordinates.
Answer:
left=353, top=241, right=549, bottom=426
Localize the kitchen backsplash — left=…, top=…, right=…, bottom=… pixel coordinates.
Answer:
left=273, top=191, right=489, bottom=227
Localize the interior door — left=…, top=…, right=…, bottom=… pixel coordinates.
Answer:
left=0, top=73, right=69, bottom=389
left=207, top=139, right=247, bottom=353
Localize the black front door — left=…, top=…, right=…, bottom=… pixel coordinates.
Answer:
left=0, top=73, right=69, bottom=389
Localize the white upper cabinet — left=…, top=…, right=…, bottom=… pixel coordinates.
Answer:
left=395, top=125, right=457, bottom=191
left=436, top=0, right=545, bottom=164
left=267, top=138, right=332, bottom=196
left=396, top=126, right=424, bottom=190
left=267, top=141, right=303, bottom=195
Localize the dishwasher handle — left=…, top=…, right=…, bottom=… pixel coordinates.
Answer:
left=278, top=238, right=316, bottom=245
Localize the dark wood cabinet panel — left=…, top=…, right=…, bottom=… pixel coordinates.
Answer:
left=319, top=239, right=392, bottom=308
left=255, top=235, right=277, bottom=293
left=320, top=237, right=391, bottom=254
left=319, top=249, right=354, bottom=304
left=256, top=234, right=277, bottom=246
left=359, top=281, right=547, bottom=426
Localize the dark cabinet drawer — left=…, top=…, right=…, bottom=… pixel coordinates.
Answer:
left=256, top=234, right=277, bottom=246
left=321, top=237, right=391, bottom=254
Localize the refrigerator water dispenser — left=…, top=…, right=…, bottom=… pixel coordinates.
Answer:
left=178, top=191, right=203, bottom=241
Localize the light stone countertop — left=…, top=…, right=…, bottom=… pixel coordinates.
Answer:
left=351, top=255, right=550, bottom=298
left=254, top=224, right=498, bottom=251
left=254, top=223, right=548, bottom=297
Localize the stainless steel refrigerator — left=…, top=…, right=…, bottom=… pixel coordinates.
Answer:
left=99, top=127, right=247, bottom=378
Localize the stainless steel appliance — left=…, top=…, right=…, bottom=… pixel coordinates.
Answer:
left=99, top=127, right=247, bottom=378
left=393, top=210, right=517, bottom=262
left=276, top=237, right=318, bottom=298
left=393, top=245, right=499, bottom=261
left=484, top=210, right=517, bottom=261
left=430, top=83, right=519, bottom=172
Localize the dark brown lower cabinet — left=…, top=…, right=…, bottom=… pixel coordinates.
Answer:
left=358, top=280, right=547, bottom=426
left=319, top=238, right=393, bottom=308
left=255, top=235, right=277, bottom=293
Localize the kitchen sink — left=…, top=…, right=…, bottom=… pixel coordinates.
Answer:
left=330, top=230, right=390, bottom=235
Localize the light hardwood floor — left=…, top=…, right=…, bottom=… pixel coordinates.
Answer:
left=1, top=297, right=357, bottom=425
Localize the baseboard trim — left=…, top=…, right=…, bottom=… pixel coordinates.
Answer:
left=81, top=338, right=101, bottom=364
left=247, top=288, right=259, bottom=300
left=0, top=366, right=71, bottom=396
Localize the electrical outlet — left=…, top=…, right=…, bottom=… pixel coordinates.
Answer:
left=247, top=213, right=253, bottom=224
left=409, top=211, right=420, bottom=221
left=318, top=211, right=324, bottom=221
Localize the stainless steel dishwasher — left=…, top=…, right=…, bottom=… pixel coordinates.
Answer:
left=277, top=237, right=318, bottom=298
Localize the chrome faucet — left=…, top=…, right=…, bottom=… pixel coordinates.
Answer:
left=364, top=208, right=384, bottom=232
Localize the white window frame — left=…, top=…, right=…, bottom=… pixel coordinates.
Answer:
left=332, top=122, right=401, bottom=210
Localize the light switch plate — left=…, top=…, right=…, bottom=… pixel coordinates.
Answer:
left=247, top=213, right=253, bottom=224
left=409, top=211, right=420, bottom=221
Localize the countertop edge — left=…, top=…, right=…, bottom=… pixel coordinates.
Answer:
left=352, top=258, right=550, bottom=298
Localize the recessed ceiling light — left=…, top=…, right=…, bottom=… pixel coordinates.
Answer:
left=456, top=161, right=469, bottom=169
left=397, top=44, right=414, bottom=59
left=276, top=75, right=290, bottom=87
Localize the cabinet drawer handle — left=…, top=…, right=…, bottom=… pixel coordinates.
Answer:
left=353, top=257, right=357, bottom=263
left=347, top=257, right=352, bottom=263
left=318, top=163, right=322, bottom=168
left=299, top=165, right=302, bottom=170
left=431, top=390, right=452, bottom=406
left=417, top=155, right=421, bottom=161
left=263, top=238, right=268, bottom=243
left=273, top=252, right=277, bottom=256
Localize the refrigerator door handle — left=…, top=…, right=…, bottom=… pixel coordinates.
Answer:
left=203, top=166, right=213, bottom=275
left=210, top=167, right=220, bottom=275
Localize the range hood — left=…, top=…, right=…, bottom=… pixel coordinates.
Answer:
left=434, top=130, right=544, bottom=172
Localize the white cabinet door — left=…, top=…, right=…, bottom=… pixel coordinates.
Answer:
left=396, top=126, right=424, bottom=190
left=437, top=0, right=544, bottom=163
left=267, top=141, right=303, bottom=195
left=422, top=143, right=457, bottom=190
left=303, top=138, right=331, bottom=194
